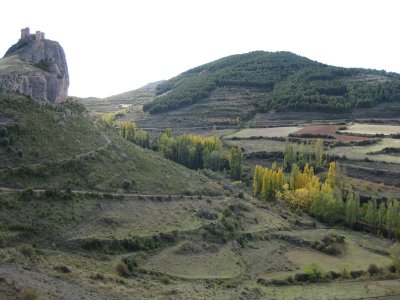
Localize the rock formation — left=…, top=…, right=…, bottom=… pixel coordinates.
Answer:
left=0, top=28, right=69, bottom=103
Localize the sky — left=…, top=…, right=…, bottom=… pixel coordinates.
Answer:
left=1, top=0, right=399, bottom=98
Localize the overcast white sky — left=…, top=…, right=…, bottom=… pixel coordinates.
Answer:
left=1, top=0, right=399, bottom=98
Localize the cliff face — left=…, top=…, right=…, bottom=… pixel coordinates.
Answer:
left=0, top=28, right=69, bottom=103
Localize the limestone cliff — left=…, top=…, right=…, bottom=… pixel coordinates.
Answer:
left=0, top=28, right=69, bottom=103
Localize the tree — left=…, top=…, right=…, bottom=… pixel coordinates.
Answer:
left=314, top=139, right=324, bottom=169
left=120, top=122, right=136, bottom=142
left=377, top=202, right=387, bottom=235
left=325, top=162, right=336, bottom=188
left=386, top=199, right=400, bottom=239
left=310, top=191, right=343, bottom=224
left=364, top=199, right=377, bottom=229
left=345, top=193, right=360, bottom=227
left=228, top=147, right=243, bottom=180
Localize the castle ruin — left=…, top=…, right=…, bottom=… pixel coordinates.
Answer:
left=21, top=27, right=45, bottom=41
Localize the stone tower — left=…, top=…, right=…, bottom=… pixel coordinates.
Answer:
left=21, top=27, right=30, bottom=39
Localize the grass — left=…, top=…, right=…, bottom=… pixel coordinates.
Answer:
left=143, top=242, right=243, bottom=279
left=224, top=138, right=286, bottom=153
left=0, top=95, right=105, bottom=170
left=342, top=123, right=400, bottom=135
left=261, top=279, right=400, bottom=300
left=77, top=87, right=156, bottom=113
left=0, top=94, right=223, bottom=194
left=331, top=138, right=400, bottom=163
left=224, top=126, right=300, bottom=139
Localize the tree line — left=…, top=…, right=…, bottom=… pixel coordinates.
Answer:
left=117, top=121, right=243, bottom=180
left=253, top=155, right=400, bottom=239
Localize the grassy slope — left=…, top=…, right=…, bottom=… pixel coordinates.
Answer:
left=77, top=87, right=156, bottom=113
left=0, top=94, right=222, bottom=194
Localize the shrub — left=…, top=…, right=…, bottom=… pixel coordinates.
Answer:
left=304, top=263, right=324, bottom=282
left=19, top=244, right=35, bottom=258
left=350, top=270, right=365, bottom=278
left=20, top=288, right=39, bottom=300
left=0, top=127, right=8, bottom=137
left=54, top=265, right=71, bottom=273
left=368, top=264, right=380, bottom=276
left=388, top=265, right=397, bottom=273
left=286, top=275, right=294, bottom=283
left=122, top=256, right=138, bottom=272
left=270, top=278, right=289, bottom=286
left=122, top=180, right=132, bottom=190
left=160, top=275, right=170, bottom=284
left=340, top=265, right=350, bottom=279
left=20, top=188, right=36, bottom=201
left=294, top=273, right=309, bottom=282
left=0, top=137, right=9, bottom=146
left=116, top=261, right=130, bottom=277
left=312, top=233, right=345, bottom=255
left=325, top=270, right=340, bottom=280
left=17, top=149, right=23, bottom=158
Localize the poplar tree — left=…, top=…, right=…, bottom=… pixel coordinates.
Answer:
left=228, top=147, right=243, bottom=180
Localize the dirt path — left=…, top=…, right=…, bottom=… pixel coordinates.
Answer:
left=0, top=264, right=123, bottom=300
left=0, top=186, right=226, bottom=201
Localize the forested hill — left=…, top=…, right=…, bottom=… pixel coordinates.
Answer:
left=143, top=51, right=400, bottom=114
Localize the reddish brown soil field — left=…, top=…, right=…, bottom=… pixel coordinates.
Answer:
left=294, top=124, right=371, bottom=142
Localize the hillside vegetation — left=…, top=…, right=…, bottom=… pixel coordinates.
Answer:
left=0, top=94, right=222, bottom=194
left=142, top=51, right=400, bottom=114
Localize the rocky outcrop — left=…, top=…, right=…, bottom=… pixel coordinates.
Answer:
left=0, top=28, right=69, bottom=103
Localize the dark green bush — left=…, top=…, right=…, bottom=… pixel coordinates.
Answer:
left=0, top=127, right=8, bottom=137
left=122, top=256, right=138, bottom=272
left=122, top=180, right=132, bottom=190
left=368, top=264, right=380, bottom=276
left=0, top=137, right=9, bottom=146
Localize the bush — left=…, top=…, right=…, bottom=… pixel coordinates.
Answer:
left=270, top=278, right=289, bottom=286
left=17, top=149, right=23, bottom=158
left=160, top=275, right=171, bottom=284
left=0, top=137, right=9, bottom=146
left=294, top=273, right=309, bottom=282
left=20, top=288, right=39, bottom=300
left=368, top=264, right=380, bottom=276
left=122, top=256, right=138, bottom=272
left=20, top=188, right=36, bottom=201
left=340, top=265, right=350, bottom=279
left=350, top=270, right=365, bottom=278
left=311, top=233, right=345, bottom=255
left=304, top=263, right=324, bottom=282
left=19, top=244, right=35, bottom=258
left=0, top=127, right=8, bottom=137
left=116, top=261, right=130, bottom=277
left=325, top=270, right=340, bottom=280
left=122, top=180, right=132, bottom=190
left=54, top=265, right=71, bottom=273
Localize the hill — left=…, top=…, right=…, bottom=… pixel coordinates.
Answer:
left=0, top=93, right=222, bottom=195
left=142, top=51, right=400, bottom=115
left=78, top=86, right=157, bottom=113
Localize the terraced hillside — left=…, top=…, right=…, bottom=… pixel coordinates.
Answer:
left=143, top=51, right=400, bottom=115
